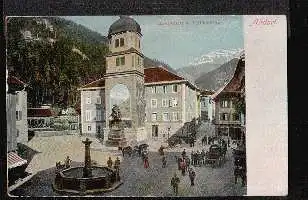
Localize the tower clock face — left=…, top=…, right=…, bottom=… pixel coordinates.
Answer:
left=110, top=84, right=130, bottom=106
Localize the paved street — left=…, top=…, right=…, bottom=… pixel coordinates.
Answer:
left=10, top=136, right=246, bottom=197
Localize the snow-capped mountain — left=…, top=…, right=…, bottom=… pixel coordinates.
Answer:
left=176, top=48, right=243, bottom=83
left=189, top=48, right=244, bottom=65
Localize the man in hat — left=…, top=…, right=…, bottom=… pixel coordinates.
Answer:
left=171, top=173, right=180, bottom=195
left=188, top=167, right=196, bottom=186
left=107, top=157, right=113, bottom=168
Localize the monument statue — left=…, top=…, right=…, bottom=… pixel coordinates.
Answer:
left=106, top=105, right=127, bottom=147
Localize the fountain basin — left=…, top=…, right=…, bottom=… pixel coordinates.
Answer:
left=53, top=166, right=122, bottom=195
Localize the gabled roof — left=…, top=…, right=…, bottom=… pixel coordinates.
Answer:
left=79, top=78, right=105, bottom=89
left=7, top=76, right=26, bottom=86
left=211, top=54, right=245, bottom=100
left=28, top=108, right=54, bottom=117
left=144, top=67, right=185, bottom=83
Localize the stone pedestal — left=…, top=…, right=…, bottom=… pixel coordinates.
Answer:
left=105, top=123, right=127, bottom=147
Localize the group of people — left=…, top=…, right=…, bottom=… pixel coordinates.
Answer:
left=170, top=149, right=197, bottom=195
left=107, top=156, right=121, bottom=181
left=56, top=156, right=72, bottom=170
left=190, top=149, right=206, bottom=166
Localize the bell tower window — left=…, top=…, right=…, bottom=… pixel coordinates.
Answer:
left=120, top=38, right=124, bottom=46
left=115, top=39, right=119, bottom=48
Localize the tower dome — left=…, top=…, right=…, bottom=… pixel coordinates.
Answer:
left=108, top=16, right=141, bottom=38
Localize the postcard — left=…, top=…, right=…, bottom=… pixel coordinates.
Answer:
left=5, top=15, right=287, bottom=197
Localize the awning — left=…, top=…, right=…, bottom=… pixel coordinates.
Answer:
left=8, top=152, right=27, bottom=169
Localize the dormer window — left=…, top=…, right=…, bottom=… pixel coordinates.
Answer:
left=115, top=39, right=119, bottom=48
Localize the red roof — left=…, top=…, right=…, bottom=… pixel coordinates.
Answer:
left=28, top=108, right=54, bottom=117
left=81, top=78, right=105, bottom=89
left=144, top=67, right=184, bottom=83
left=7, top=76, right=26, bottom=86
left=8, top=152, right=27, bottom=169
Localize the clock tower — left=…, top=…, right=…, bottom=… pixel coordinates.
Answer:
left=105, top=16, right=146, bottom=144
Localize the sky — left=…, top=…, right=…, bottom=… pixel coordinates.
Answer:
left=63, top=15, right=243, bottom=69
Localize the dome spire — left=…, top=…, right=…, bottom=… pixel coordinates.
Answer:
left=108, top=16, right=141, bottom=38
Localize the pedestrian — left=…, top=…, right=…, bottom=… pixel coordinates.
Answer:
left=188, top=167, right=196, bottom=186
left=178, top=157, right=182, bottom=170
left=180, top=159, right=186, bottom=176
left=65, top=156, right=71, bottom=168
left=162, top=155, right=167, bottom=168
left=114, top=157, right=120, bottom=170
left=144, top=156, right=149, bottom=168
left=171, top=173, right=180, bottom=195
left=181, top=149, right=186, bottom=158
left=107, top=157, right=113, bottom=168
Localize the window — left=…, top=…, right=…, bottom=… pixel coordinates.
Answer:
left=233, top=113, right=240, bottom=121
left=151, top=99, right=157, bottom=108
left=120, top=56, right=125, bottom=65
left=163, top=113, right=169, bottom=121
left=96, top=110, right=102, bottom=121
left=169, top=99, right=172, bottom=107
left=86, top=97, right=91, bottom=104
left=120, top=38, right=124, bottom=46
left=173, top=112, right=179, bottom=121
left=132, top=55, right=135, bottom=67
left=151, top=86, right=157, bottom=93
left=88, top=125, right=92, bottom=131
left=86, top=110, right=91, bottom=121
left=163, top=85, right=167, bottom=93
left=152, top=125, right=158, bottom=137
left=162, top=99, right=168, bottom=107
left=152, top=113, right=157, bottom=121
left=172, top=84, right=178, bottom=93
left=220, top=113, right=229, bottom=121
left=172, top=98, right=178, bottom=107
left=116, top=56, right=125, bottom=66
left=96, top=97, right=101, bottom=104
left=137, top=56, right=140, bottom=65
left=138, top=40, right=140, bottom=48
left=16, top=111, right=22, bottom=121
left=16, top=129, right=19, bottom=137
left=115, top=39, right=119, bottom=48
left=116, top=57, right=120, bottom=66
left=220, top=100, right=229, bottom=108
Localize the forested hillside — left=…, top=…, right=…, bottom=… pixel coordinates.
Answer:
left=7, top=17, right=109, bottom=108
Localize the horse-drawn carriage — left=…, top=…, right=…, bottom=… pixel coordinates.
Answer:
left=121, top=143, right=149, bottom=158
left=204, top=143, right=227, bottom=167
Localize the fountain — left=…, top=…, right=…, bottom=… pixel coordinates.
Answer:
left=53, top=138, right=122, bottom=195
left=105, top=105, right=127, bottom=147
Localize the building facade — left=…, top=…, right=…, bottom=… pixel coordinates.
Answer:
left=144, top=67, right=200, bottom=141
left=212, top=53, right=245, bottom=141
left=79, top=79, right=106, bottom=137
left=200, top=90, right=215, bottom=122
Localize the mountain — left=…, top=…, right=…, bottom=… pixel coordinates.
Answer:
left=143, top=57, right=177, bottom=74
left=195, top=58, right=239, bottom=91
left=177, top=48, right=243, bottom=82
left=189, top=48, right=244, bottom=66
left=7, top=17, right=109, bottom=108
left=176, top=63, right=220, bottom=83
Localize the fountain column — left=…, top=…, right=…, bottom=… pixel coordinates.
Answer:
left=82, top=138, right=92, bottom=178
